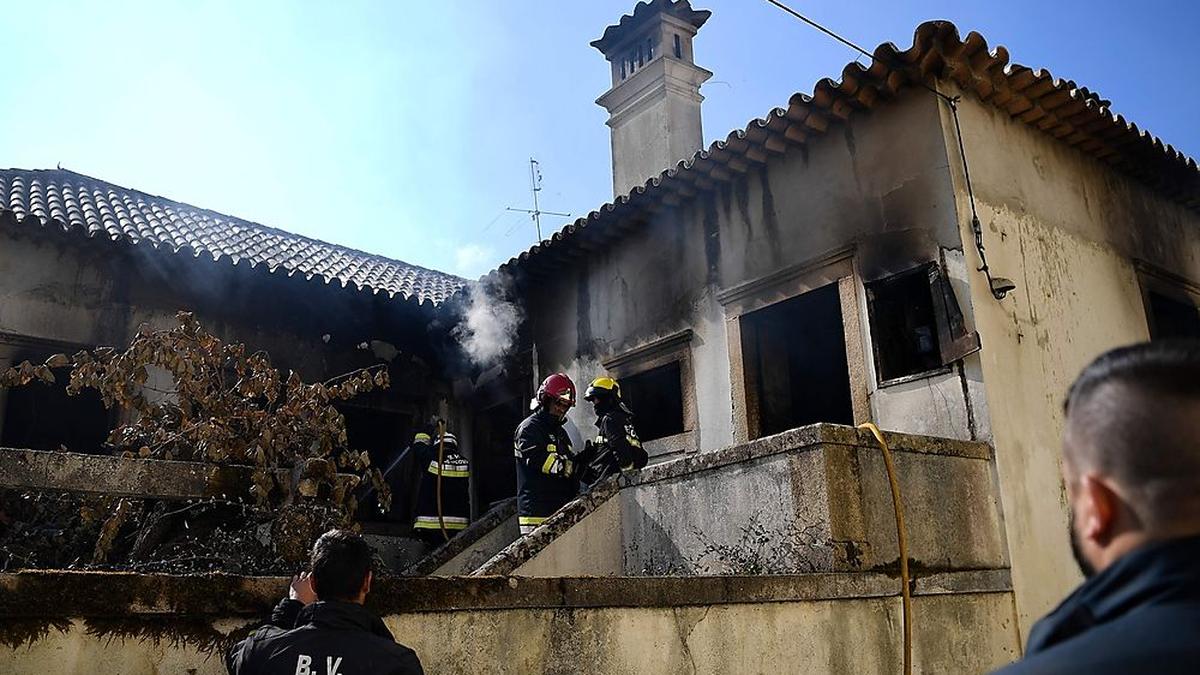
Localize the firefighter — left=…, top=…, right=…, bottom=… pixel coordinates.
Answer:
left=373, top=430, right=432, bottom=521
left=513, top=373, right=579, bottom=535
left=581, top=376, right=648, bottom=487
left=411, top=430, right=470, bottom=546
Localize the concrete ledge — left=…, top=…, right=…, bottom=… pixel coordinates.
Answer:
left=403, top=498, right=517, bottom=576
left=0, top=568, right=1012, bottom=619
left=471, top=482, right=620, bottom=576
left=629, top=423, right=992, bottom=488
left=0, top=447, right=358, bottom=499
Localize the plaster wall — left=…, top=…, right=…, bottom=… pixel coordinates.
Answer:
left=0, top=229, right=322, bottom=372
left=527, top=89, right=982, bottom=462
left=3, top=591, right=1020, bottom=674
left=505, top=426, right=1006, bottom=579
left=938, top=87, right=1200, bottom=635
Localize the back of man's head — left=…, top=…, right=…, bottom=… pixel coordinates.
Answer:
left=310, top=529, right=373, bottom=602
left=1064, top=340, right=1200, bottom=532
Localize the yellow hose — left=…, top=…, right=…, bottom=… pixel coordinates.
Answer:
left=436, top=420, right=449, bottom=543
left=858, top=422, right=912, bottom=675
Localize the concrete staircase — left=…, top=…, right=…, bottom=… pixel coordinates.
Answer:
left=412, top=423, right=1008, bottom=581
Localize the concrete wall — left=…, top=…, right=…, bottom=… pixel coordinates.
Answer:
left=513, top=496, right=622, bottom=576
left=433, top=513, right=521, bottom=576
left=1, top=570, right=1021, bottom=674
left=493, top=425, right=1006, bottom=579
left=937, top=85, right=1200, bottom=634
left=524, top=89, right=986, bottom=469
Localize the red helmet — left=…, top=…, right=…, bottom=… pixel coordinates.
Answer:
left=537, top=373, right=576, bottom=408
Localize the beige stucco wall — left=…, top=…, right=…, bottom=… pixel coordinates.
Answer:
left=938, top=85, right=1200, bottom=636
left=3, top=591, right=1020, bottom=674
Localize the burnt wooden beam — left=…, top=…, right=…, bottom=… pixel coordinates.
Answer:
left=0, top=447, right=358, bottom=500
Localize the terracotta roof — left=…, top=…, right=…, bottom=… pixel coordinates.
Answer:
left=591, top=0, right=711, bottom=53
left=497, top=20, right=1200, bottom=283
left=0, top=169, right=464, bottom=307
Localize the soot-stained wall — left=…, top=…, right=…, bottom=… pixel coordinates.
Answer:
left=0, top=223, right=456, bottom=493
left=522, top=89, right=986, bottom=457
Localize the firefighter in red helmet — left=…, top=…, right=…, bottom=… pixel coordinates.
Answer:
left=513, top=373, right=579, bottom=535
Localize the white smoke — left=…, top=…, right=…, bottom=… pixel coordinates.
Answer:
left=452, top=275, right=524, bottom=368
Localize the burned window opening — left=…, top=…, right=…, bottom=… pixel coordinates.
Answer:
left=740, top=282, right=854, bottom=437
left=473, top=395, right=524, bottom=511
left=1146, top=289, right=1200, bottom=340
left=866, top=263, right=980, bottom=384
left=619, top=361, right=685, bottom=442
left=1, top=345, right=112, bottom=454
left=337, top=403, right=412, bottom=522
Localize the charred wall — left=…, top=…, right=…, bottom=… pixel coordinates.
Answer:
left=521, top=88, right=982, bottom=457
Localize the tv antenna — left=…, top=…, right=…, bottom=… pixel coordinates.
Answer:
left=507, top=158, right=571, bottom=242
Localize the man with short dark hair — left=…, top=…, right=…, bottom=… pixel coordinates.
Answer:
left=226, top=529, right=424, bottom=675
left=995, top=340, right=1200, bottom=674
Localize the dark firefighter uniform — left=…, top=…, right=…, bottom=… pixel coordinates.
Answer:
left=412, top=432, right=470, bottom=542
left=514, top=373, right=579, bottom=535
left=583, top=377, right=648, bottom=485
left=226, top=598, right=423, bottom=674
left=375, top=432, right=431, bottom=521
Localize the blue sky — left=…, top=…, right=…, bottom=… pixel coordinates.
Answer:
left=6, top=1, right=1197, bottom=279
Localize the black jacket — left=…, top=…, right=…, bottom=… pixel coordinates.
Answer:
left=994, top=535, right=1200, bottom=674
left=226, top=599, right=423, bottom=675
left=413, top=441, right=470, bottom=532
left=594, top=403, right=648, bottom=472
left=514, top=408, right=578, bottom=519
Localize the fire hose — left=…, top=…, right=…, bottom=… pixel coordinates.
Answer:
left=858, top=422, right=912, bottom=675
left=435, top=420, right=449, bottom=543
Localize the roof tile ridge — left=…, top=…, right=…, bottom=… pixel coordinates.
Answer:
left=0, top=167, right=465, bottom=283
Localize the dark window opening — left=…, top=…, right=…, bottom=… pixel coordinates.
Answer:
left=473, top=396, right=524, bottom=510
left=1, top=349, right=111, bottom=454
left=1147, top=290, right=1200, bottom=339
left=620, top=361, right=685, bottom=442
left=673, top=34, right=682, bottom=59
left=866, top=263, right=981, bottom=384
left=867, top=267, right=941, bottom=381
left=337, top=404, right=411, bottom=522
left=741, top=283, right=853, bottom=437
left=646, top=37, right=654, bottom=61
left=637, top=44, right=644, bottom=67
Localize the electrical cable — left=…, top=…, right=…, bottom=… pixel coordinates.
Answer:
left=859, top=422, right=912, bottom=675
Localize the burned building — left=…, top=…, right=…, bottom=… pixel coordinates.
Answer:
left=488, top=0, right=1200, bottom=639
left=0, top=168, right=469, bottom=527
left=2, top=0, right=1199, bottom=672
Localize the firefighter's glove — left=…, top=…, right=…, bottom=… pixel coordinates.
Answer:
left=541, top=452, right=574, bottom=477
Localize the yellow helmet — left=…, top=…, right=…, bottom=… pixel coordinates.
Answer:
left=584, top=376, right=621, bottom=401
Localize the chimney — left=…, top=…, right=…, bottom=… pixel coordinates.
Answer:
left=592, top=0, right=712, bottom=198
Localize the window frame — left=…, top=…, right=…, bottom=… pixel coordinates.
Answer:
left=864, top=261, right=981, bottom=388
left=1135, top=261, right=1200, bottom=340
left=718, top=246, right=870, bottom=443
left=602, top=330, right=696, bottom=460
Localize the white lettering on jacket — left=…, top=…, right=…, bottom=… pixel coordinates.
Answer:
left=294, top=654, right=312, bottom=675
